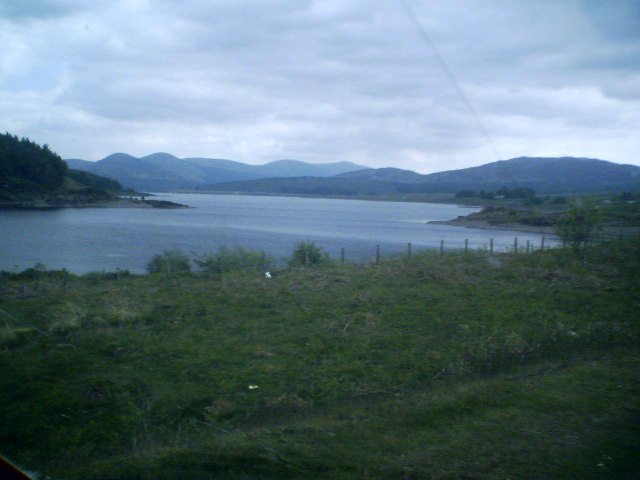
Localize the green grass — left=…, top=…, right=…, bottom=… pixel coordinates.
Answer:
left=1, top=239, right=639, bottom=479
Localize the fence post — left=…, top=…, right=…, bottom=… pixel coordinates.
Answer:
left=407, top=242, right=412, bottom=258
left=341, top=247, right=345, bottom=265
left=464, top=238, right=468, bottom=253
left=376, top=244, right=380, bottom=264
left=490, top=238, right=494, bottom=255
left=541, top=236, right=545, bottom=251
left=514, top=237, right=518, bottom=253
left=440, top=240, right=444, bottom=255
left=526, top=240, right=530, bottom=254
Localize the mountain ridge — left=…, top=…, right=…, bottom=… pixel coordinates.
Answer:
left=414, top=156, right=640, bottom=193
left=65, top=154, right=640, bottom=194
left=66, top=153, right=368, bottom=191
left=208, top=156, right=640, bottom=195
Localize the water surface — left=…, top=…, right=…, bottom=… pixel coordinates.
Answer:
left=0, top=194, right=553, bottom=273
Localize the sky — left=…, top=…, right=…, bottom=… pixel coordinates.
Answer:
left=1, top=0, right=639, bottom=173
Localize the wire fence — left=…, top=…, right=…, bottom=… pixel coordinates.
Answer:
left=330, top=235, right=553, bottom=265
left=329, top=227, right=635, bottom=265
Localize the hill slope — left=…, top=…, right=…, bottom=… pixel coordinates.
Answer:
left=415, top=156, right=640, bottom=193
left=67, top=153, right=368, bottom=191
left=0, top=133, right=125, bottom=207
left=208, top=157, right=640, bottom=196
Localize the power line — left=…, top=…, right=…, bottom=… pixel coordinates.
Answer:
left=398, top=0, right=501, bottom=162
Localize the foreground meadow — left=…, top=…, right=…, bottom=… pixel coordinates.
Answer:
left=1, top=240, right=639, bottom=479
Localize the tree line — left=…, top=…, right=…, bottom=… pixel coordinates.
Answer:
left=0, top=132, right=68, bottom=195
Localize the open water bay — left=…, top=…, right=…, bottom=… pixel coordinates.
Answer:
left=0, top=194, right=553, bottom=273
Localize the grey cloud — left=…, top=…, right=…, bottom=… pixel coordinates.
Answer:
left=0, top=0, right=76, bottom=19
left=580, top=0, right=640, bottom=42
left=1, top=0, right=639, bottom=170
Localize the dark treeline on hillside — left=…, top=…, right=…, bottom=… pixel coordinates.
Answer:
left=66, top=169, right=123, bottom=191
left=0, top=132, right=68, bottom=197
left=0, top=133, right=132, bottom=208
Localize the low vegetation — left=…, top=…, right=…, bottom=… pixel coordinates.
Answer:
left=288, top=241, right=331, bottom=267
left=192, top=246, right=275, bottom=277
left=147, top=250, right=193, bottom=275
left=442, top=190, right=639, bottom=237
left=1, top=237, right=639, bottom=479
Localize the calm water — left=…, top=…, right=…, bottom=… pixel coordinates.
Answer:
left=0, top=194, right=554, bottom=273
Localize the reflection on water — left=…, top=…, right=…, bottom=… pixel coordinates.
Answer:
left=0, top=194, right=555, bottom=273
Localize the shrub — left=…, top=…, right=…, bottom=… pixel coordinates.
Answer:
left=146, top=250, right=192, bottom=274
left=555, top=201, right=603, bottom=256
left=194, top=246, right=274, bottom=275
left=289, top=241, right=331, bottom=267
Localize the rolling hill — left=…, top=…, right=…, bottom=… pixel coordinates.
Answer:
left=414, top=156, right=640, bottom=193
left=207, top=157, right=640, bottom=196
left=66, top=153, right=368, bottom=191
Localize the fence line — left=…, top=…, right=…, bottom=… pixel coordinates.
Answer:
left=335, top=235, right=552, bottom=264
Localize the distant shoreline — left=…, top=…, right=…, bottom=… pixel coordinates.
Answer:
left=0, top=197, right=189, bottom=210
left=428, top=218, right=556, bottom=235
left=429, top=218, right=638, bottom=238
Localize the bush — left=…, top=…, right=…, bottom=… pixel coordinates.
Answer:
left=555, top=202, right=603, bottom=256
left=194, top=246, right=274, bottom=275
left=289, top=241, right=331, bottom=267
left=147, top=250, right=192, bottom=274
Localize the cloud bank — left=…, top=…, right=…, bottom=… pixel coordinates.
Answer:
left=2, top=0, right=639, bottom=172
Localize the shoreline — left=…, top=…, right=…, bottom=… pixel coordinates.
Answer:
left=428, top=218, right=556, bottom=235
left=0, top=198, right=190, bottom=210
left=429, top=218, right=638, bottom=238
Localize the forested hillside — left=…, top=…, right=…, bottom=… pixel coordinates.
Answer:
left=0, top=133, right=68, bottom=198
left=0, top=133, right=127, bottom=208
left=66, top=169, right=123, bottom=192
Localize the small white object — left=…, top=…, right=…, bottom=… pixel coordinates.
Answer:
left=248, top=385, right=259, bottom=390
left=265, top=272, right=272, bottom=278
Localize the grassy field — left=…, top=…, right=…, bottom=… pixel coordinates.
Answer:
left=1, top=239, right=639, bottom=479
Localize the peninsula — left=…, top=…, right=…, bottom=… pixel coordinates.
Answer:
left=0, top=133, right=187, bottom=209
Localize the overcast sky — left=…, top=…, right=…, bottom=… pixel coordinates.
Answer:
left=2, top=0, right=639, bottom=173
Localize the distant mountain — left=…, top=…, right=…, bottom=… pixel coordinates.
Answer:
left=258, top=159, right=365, bottom=178
left=205, top=157, right=640, bottom=196
left=65, top=153, right=639, bottom=195
left=336, top=167, right=425, bottom=183
left=414, top=157, right=640, bottom=193
left=207, top=176, right=401, bottom=196
left=66, top=153, right=368, bottom=191
left=65, top=158, right=94, bottom=169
